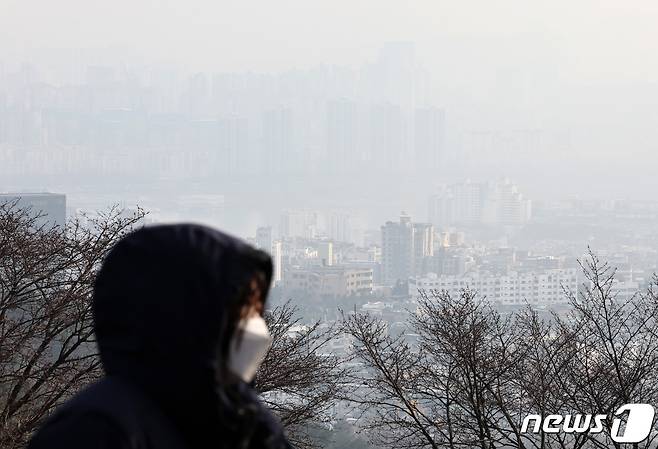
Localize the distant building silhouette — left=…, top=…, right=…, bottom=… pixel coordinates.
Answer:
left=381, top=212, right=434, bottom=285
left=279, top=210, right=318, bottom=239
left=428, top=178, right=531, bottom=227
left=326, top=99, right=358, bottom=172
left=256, top=226, right=273, bottom=252
left=414, top=107, right=445, bottom=172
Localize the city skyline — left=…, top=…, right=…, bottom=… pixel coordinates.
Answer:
left=4, top=3, right=658, bottom=448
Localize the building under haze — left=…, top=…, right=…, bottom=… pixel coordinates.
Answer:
left=381, top=212, right=434, bottom=285
left=0, top=192, right=66, bottom=227
left=414, top=106, right=445, bottom=172
left=410, top=268, right=578, bottom=306
left=256, top=226, right=273, bottom=251
left=279, top=210, right=318, bottom=239
left=370, top=103, right=408, bottom=173
left=317, top=241, right=334, bottom=266
left=253, top=226, right=283, bottom=284
left=271, top=241, right=283, bottom=284
left=262, top=108, right=294, bottom=174
left=326, top=99, right=358, bottom=172
left=326, top=211, right=353, bottom=243
left=428, top=179, right=531, bottom=227
left=486, top=178, right=532, bottom=226
left=284, top=265, right=373, bottom=298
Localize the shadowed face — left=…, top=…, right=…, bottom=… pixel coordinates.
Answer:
left=239, top=274, right=266, bottom=320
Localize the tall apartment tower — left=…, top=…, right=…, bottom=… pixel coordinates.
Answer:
left=318, top=241, right=334, bottom=266
left=326, top=211, right=352, bottom=243
left=412, top=222, right=434, bottom=276
left=261, top=108, right=293, bottom=174
left=255, top=226, right=283, bottom=285
left=381, top=212, right=434, bottom=285
left=271, top=240, right=283, bottom=284
left=485, top=178, right=532, bottom=226
left=255, top=226, right=273, bottom=251
left=414, top=107, right=445, bottom=172
left=326, top=99, right=358, bottom=173
left=279, top=210, right=318, bottom=239
left=428, top=179, right=531, bottom=227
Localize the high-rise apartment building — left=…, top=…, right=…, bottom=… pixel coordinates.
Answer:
left=326, top=211, right=352, bottom=243
left=279, top=210, right=318, bottom=239
left=271, top=240, right=283, bottom=284
left=256, top=226, right=273, bottom=252
left=414, top=107, right=445, bottom=172
left=317, top=241, right=334, bottom=266
left=254, top=226, right=282, bottom=284
left=485, top=178, right=532, bottom=226
left=381, top=212, right=434, bottom=285
left=262, top=107, right=293, bottom=174
left=428, top=179, right=531, bottom=227
left=370, top=103, right=408, bottom=172
left=326, top=99, right=358, bottom=172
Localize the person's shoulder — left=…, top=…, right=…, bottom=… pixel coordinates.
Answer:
left=27, top=378, right=134, bottom=449
left=28, top=377, right=187, bottom=449
left=241, top=387, right=293, bottom=449
left=28, top=411, right=131, bottom=449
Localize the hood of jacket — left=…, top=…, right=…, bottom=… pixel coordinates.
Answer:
left=92, top=223, right=273, bottom=446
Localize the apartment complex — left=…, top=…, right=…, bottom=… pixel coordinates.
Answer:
left=284, top=266, right=373, bottom=298
left=428, top=178, right=531, bottom=227
left=410, top=268, right=579, bottom=305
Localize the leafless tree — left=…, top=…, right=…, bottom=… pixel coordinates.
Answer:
left=341, top=306, right=438, bottom=449
left=1, top=201, right=350, bottom=449
left=343, top=288, right=529, bottom=449
left=0, top=200, right=146, bottom=449
left=548, top=251, right=658, bottom=449
left=344, top=250, right=658, bottom=449
left=257, top=301, right=349, bottom=449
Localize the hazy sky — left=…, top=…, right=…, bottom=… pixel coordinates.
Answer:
left=3, top=0, right=658, bottom=198
left=3, top=0, right=658, bottom=80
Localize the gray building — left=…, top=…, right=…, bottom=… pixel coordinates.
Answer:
left=381, top=212, right=434, bottom=285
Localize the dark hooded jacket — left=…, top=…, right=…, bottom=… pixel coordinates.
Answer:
left=27, top=224, right=293, bottom=449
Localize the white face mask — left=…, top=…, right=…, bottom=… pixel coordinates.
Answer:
left=227, top=315, right=273, bottom=383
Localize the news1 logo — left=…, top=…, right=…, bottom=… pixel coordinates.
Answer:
left=521, top=404, right=655, bottom=443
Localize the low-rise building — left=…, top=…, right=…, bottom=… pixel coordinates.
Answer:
left=410, top=268, right=579, bottom=305
left=284, top=266, right=373, bottom=297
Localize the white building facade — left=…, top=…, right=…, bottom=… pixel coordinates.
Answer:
left=410, top=268, right=579, bottom=305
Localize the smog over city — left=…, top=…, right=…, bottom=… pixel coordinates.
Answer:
left=3, top=2, right=658, bottom=448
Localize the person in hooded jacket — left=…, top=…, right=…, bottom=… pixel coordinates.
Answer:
left=27, top=224, right=294, bottom=449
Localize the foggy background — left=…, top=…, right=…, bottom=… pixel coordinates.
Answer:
left=1, top=0, right=657, bottom=240
left=6, top=4, right=658, bottom=448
